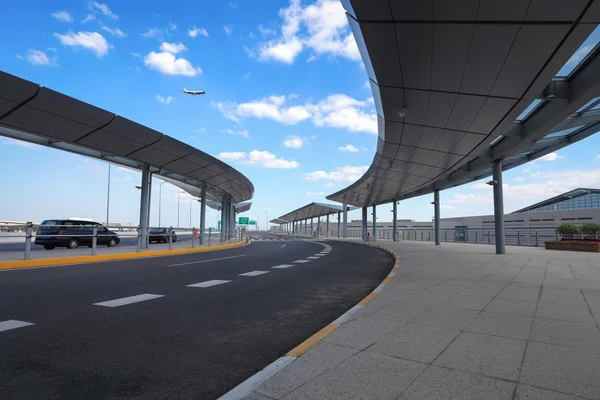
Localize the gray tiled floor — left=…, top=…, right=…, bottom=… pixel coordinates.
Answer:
left=244, top=241, right=600, bottom=400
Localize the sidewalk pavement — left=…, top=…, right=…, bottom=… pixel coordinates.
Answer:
left=243, top=240, right=600, bottom=400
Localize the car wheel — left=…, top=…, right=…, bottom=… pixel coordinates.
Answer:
left=43, top=244, right=55, bottom=250
left=68, top=238, right=79, bottom=249
left=108, top=237, right=117, bottom=247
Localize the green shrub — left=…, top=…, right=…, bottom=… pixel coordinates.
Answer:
left=556, top=224, right=580, bottom=239
left=581, top=223, right=600, bottom=239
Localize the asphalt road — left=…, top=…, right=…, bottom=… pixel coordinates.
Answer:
left=0, top=232, right=394, bottom=400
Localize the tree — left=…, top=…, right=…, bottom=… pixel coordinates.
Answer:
left=581, top=223, right=600, bottom=239
left=556, top=224, right=580, bottom=240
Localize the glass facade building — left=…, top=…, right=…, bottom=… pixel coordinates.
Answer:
left=515, top=189, right=600, bottom=213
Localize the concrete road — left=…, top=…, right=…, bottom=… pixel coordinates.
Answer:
left=0, top=232, right=393, bottom=399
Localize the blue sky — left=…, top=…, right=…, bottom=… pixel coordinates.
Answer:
left=1, top=0, right=600, bottom=229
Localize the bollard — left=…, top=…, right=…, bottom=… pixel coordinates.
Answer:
left=137, top=225, right=142, bottom=252
left=92, top=225, right=98, bottom=256
left=535, top=230, right=539, bottom=247
left=24, top=222, right=33, bottom=260
left=169, top=226, right=173, bottom=250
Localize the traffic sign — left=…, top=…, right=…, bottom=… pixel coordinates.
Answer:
left=239, top=217, right=249, bottom=224
left=249, top=220, right=256, bottom=225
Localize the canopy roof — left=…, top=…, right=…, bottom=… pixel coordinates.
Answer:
left=0, top=71, right=254, bottom=204
left=270, top=218, right=290, bottom=225
left=278, top=202, right=357, bottom=223
left=328, top=0, right=600, bottom=207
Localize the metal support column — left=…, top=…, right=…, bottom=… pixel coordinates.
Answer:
left=434, top=189, right=441, bottom=246
left=310, top=218, right=314, bottom=236
left=138, top=165, right=150, bottom=249
left=326, top=214, right=329, bottom=237
left=317, top=216, right=321, bottom=236
left=342, top=196, right=348, bottom=238
left=304, top=219, right=307, bottom=236
left=492, top=160, right=505, bottom=254
left=199, top=185, right=206, bottom=244
left=393, top=201, right=398, bottom=241
left=362, top=206, right=368, bottom=241
left=372, top=205, right=376, bottom=238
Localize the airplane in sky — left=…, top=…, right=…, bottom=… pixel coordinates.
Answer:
left=183, top=87, right=205, bottom=95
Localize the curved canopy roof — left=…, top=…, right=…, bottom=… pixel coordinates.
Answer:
left=0, top=71, right=254, bottom=204
left=278, top=202, right=357, bottom=223
left=328, top=0, right=600, bottom=207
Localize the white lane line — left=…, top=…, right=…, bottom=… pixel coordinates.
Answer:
left=239, top=270, right=270, bottom=276
left=272, top=264, right=294, bottom=269
left=280, top=244, right=286, bottom=248
left=94, top=293, right=165, bottom=308
left=293, top=260, right=310, bottom=263
left=187, top=280, right=231, bottom=288
left=306, top=256, right=320, bottom=259
left=219, top=356, right=296, bottom=400
left=167, top=254, right=246, bottom=267
left=0, top=320, right=35, bottom=332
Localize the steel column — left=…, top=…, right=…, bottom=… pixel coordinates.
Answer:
left=310, top=218, right=314, bottom=236
left=434, top=189, right=441, bottom=246
left=372, top=205, right=376, bottom=238
left=138, top=165, right=150, bottom=249
left=199, top=185, right=206, bottom=244
left=362, top=206, right=368, bottom=240
left=337, top=212, right=341, bottom=237
left=326, top=214, right=329, bottom=236
left=317, top=216, right=321, bottom=236
left=492, top=160, right=506, bottom=254
left=342, top=196, right=348, bottom=238
left=393, top=201, right=398, bottom=241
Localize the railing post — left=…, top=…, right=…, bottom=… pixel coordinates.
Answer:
left=24, top=222, right=33, bottom=260
left=92, top=225, right=98, bottom=256
left=428, top=230, right=431, bottom=242
left=488, top=231, right=491, bottom=244
left=535, top=230, right=539, bottom=247
left=517, top=229, right=521, bottom=246
left=444, top=230, right=447, bottom=242
left=137, top=225, right=142, bottom=252
left=169, top=226, right=173, bottom=250
left=475, top=230, right=478, bottom=244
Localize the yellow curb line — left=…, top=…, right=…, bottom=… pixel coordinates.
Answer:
left=284, top=238, right=399, bottom=358
left=0, top=240, right=248, bottom=271
left=286, top=323, right=340, bottom=357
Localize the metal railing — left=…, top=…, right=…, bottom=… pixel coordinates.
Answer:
left=0, top=223, right=248, bottom=260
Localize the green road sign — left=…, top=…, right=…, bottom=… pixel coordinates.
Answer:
left=218, top=221, right=221, bottom=229
left=249, top=220, right=256, bottom=225
left=239, top=217, right=249, bottom=224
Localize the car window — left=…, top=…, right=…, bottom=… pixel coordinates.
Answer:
left=41, top=220, right=60, bottom=226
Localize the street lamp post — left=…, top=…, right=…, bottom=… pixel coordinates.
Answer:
left=254, top=212, right=260, bottom=231
left=177, top=191, right=185, bottom=228
left=263, top=210, right=268, bottom=231
left=189, top=198, right=195, bottom=228
left=159, top=181, right=167, bottom=227
left=106, top=164, right=111, bottom=226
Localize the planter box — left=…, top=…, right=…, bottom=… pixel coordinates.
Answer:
left=545, top=241, right=600, bottom=252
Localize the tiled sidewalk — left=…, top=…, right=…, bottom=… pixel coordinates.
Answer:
left=245, top=241, right=600, bottom=400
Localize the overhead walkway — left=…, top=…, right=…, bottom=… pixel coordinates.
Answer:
left=0, top=71, right=254, bottom=248
left=326, top=0, right=600, bottom=254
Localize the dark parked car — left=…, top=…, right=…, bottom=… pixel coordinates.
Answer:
left=149, top=228, right=177, bottom=244
left=35, top=219, right=120, bottom=250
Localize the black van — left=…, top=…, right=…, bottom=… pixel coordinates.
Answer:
left=35, top=219, right=120, bottom=250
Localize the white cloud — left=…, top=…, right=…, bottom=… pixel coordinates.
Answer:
left=24, top=50, right=58, bottom=66
left=563, top=44, right=594, bottom=70
left=160, top=41, right=187, bottom=54
left=221, top=129, right=250, bottom=138
left=218, top=150, right=299, bottom=168
left=540, top=152, right=564, bottom=161
left=253, top=0, right=360, bottom=64
left=188, top=26, right=208, bottom=38
left=223, top=25, right=233, bottom=36
left=54, top=31, right=110, bottom=57
left=324, top=182, right=335, bottom=187
left=82, top=14, right=95, bottom=23
left=338, top=144, right=359, bottom=152
left=51, top=11, right=73, bottom=23
left=597, top=155, right=600, bottom=160
left=131, top=52, right=142, bottom=58
left=303, top=165, right=369, bottom=182
left=364, top=80, right=370, bottom=89
left=90, top=2, right=118, bottom=20
left=144, top=51, right=201, bottom=76
left=101, top=26, right=126, bottom=37
left=155, top=94, right=173, bottom=105
left=195, top=127, right=207, bottom=133
left=441, top=204, right=455, bottom=210
left=214, top=93, right=377, bottom=134
left=242, top=72, right=251, bottom=80
left=283, top=135, right=304, bottom=148
left=306, top=191, right=324, bottom=196
left=514, top=177, right=525, bottom=182
left=2, top=137, right=40, bottom=149
left=169, top=22, right=177, bottom=31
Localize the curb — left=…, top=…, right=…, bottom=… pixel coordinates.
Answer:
left=219, top=239, right=399, bottom=400
left=0, top=239, right=249, bottom=271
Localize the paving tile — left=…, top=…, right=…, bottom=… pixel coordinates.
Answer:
left=282, top=352, right=426, bottom=400
left=535, top=301, right=595, bottom=323
left=529, top=317, right=600, bottom=350
left=424, top=284, right=466, bottom=295
left=367, top=323, right=460, bottom=363
left=402, top=291, right=453, bottom=306
left=520, top=341, right=600, bottom=399
left=496, top=288, right=540, bottom=302
left=390, top=279, right=440, bottom=291
left=434, top=331, right=527, bottom=381
left=411, top=306, right=479, bottom=330
left=465, top=311, right=533, bottom=340
left=514, top=384, right=586, bottom=400
left=369, top=301, right=432, bottom=323
left=323, top=315, right=404, bottom=350
left=256, top=342, right=359, bottom=399
left=400, top=365, right=515, bottom=400
left=442, top=294, right=491, bottom=311
left=484, top=298, right=537, bottom=317
left=243, top=392, right=274, bottom=400
left=459, top=286, right=501, bottom=298
left=539, top=289, right=587, bottom=306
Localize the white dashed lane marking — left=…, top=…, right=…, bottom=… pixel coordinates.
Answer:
left=0, top=320, right=35, bottom=332
left=239, top=271, right=270, bottom=276
left=93, top=293, right=165, bottom=308
left=293, top=260, right=310, bottom=264
left=167, top=254, right=246, bottom=267
left=187, top=280, right=231, bottom=288
left=306, top=256, right=319, bottom=259
left=272, top=264, right=294, bottom=269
